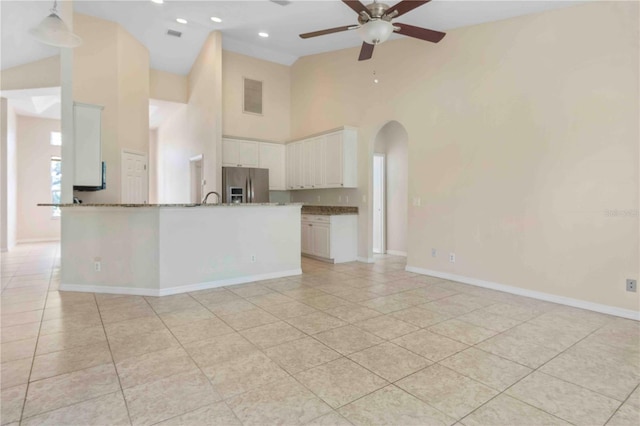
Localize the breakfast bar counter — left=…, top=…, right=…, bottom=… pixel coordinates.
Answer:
left=45, top=203, right=302, bottom=296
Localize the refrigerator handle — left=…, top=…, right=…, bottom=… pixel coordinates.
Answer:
left=250, top=179, right=255, bottom=203
left=245, top=178, right=249, bottom=203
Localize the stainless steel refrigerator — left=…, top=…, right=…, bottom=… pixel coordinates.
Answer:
left=222, top=167, right=270, bottom=203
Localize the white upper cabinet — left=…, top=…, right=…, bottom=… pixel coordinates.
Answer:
left=289, top=141, right=304, bottom=190
left=286, top=128, right=357, bottom=190
left=259, top=143, right=285, bottom=191
left=222, top=139, right=259, bottom=167
left=74, top=102, right=103, bottom=187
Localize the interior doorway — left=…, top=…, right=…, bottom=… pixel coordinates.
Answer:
left=121, top=150, right=148, bottom=204
left=373, top=154, right=386, bottom=254
left=371, top=121, right=409, bottom=257
left=190, top=155, right=203, bottom=204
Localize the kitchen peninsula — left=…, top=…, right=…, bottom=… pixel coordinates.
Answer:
left=43, top=203, right=302, bottom=296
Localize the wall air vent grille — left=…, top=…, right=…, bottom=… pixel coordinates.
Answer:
left=243, top=78, right=263, bottom=115
left=167, top=29, right=182, bottom=38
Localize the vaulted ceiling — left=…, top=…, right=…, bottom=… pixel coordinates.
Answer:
left=2, top=0, right=584, bottom=75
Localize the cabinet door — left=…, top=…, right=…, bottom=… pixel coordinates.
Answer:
left=237, top=141, right=259, bottom=167
left=302, top=139, right=315, bottom=189
left=285, top=144, right=293, bottom=190
left=259, top=143, right=285, bottom=190
left=312, top=137, right=326, bottom=188
left=222, top=139, right=239, bottom=166
left=292, top=142, right=304, bottom=190
left=301, top=222, right=313, bottom=254
left=324, top=132, right=343, bottom=187
left=312, top=224, right=331, bottom=259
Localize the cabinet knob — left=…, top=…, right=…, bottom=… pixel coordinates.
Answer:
left=341, top=184, right=344, bottom=186
left=309, top=224, right=313, bottom=226
left=237, top=164, right=242, bottom=167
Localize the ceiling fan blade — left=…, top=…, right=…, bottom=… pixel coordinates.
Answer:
left=393, top=22, right=446, bottom=43
left=342, top=0, right=370, bottom=16
left=385, top=0, right=431, bottom=19
left=299, top=25, right=357, bottom=39
left=358, top=42, right=375, bottom=61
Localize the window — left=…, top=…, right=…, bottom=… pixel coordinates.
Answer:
left=50, top=131, right=62, bottom=146
left=51, top=157, right=62, bottom=217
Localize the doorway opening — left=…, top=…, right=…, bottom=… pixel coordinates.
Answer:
left=371, top=121, right=409, bottom=259
left=190, top=155, right=203, bottom=204
left=373, top=154, right=386, bottom=254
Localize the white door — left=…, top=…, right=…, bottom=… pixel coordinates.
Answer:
left=121, top=151, right=148, bottom=204
left=373, top=154, right=385, bottom=254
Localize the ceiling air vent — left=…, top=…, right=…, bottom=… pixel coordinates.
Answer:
left=167, top=29, right=182, bottom=38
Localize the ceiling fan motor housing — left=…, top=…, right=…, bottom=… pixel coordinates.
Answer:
left=358, top=1, right=391, bottom=24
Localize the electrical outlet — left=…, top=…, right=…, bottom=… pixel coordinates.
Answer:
left=627, top=279, right=637, bottom=292
left=413, top=197, right=421, bottom=207
left=345, top=196, right=349, bottom=203
left=251, top=255, right=256, bottom=263
left=432, top=248, right=437, bottom=258
left=362, top=195, right=366, bottom=203
left=94, top=260, right=101, bottom=272
left=338, top=196, right=342, bottom=203
left=317, top=196, right=321, bottom=202
left=449, top=253, right=456, bottom=263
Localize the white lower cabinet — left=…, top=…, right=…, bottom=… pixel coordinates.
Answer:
left=301, top=215, right=357, bottom=263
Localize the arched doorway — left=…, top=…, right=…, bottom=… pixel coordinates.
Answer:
left=372, top=121, right=409, bottom=256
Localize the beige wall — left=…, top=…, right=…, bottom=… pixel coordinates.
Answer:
left=1, top=98, right=17, bottom=251
left=150, top=69, right=188, bottom=104
left=0, top=56, right=60, bottom=91
left=156, top=32, right=222, bottom=203
left=72, top=13, right=149, bottom=203
left=222, top=50, right=290, bottom=142
left=290, top=1, right=639, bottom=312
left=16, top=115, right=61, bottom=242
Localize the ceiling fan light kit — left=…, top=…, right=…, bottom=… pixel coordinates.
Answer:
left=29, top=0, right=82, bottom=48
left=358, top=20, right=393, bottom=45
left=299, top=0, right=445, bottom=61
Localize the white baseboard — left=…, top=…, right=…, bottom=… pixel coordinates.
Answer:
left=17, top=238, right=60, bottom=244
left=357, top=257, right=375, bottom=264
left=386, top=250, right=407, bottom=257
left=60, top=268, right=303, bottom=297
left=406, top=265, right=640, bottom=321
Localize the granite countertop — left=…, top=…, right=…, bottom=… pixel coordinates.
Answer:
left=38, top=203, right=303, bottom=208
left=301, top=205, right=358, bottom=215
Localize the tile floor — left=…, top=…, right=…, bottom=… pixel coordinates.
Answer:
left=1, top=243, right=639, bottom=425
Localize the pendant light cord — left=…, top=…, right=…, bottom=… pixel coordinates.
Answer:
left=51, top=0, right=58, bottom=14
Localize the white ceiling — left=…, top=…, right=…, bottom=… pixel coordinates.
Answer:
left=2, top=0, right=586, bottom=75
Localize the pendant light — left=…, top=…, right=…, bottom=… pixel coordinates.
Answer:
left=29, top=0, right=82, bottom=48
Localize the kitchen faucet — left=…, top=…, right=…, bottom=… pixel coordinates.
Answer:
left=202, top=191, right=220, bottom=204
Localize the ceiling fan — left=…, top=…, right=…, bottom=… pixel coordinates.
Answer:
left=299, top=0, right=445, bottom=61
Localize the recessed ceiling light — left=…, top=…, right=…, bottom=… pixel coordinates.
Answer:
left=150, top=0, right=163, bottom=4
left=258, top=32, right=269, bottom=38
left=176, top=18, right=188, bottom=24
left=211, top=17, right=222, bottom=23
